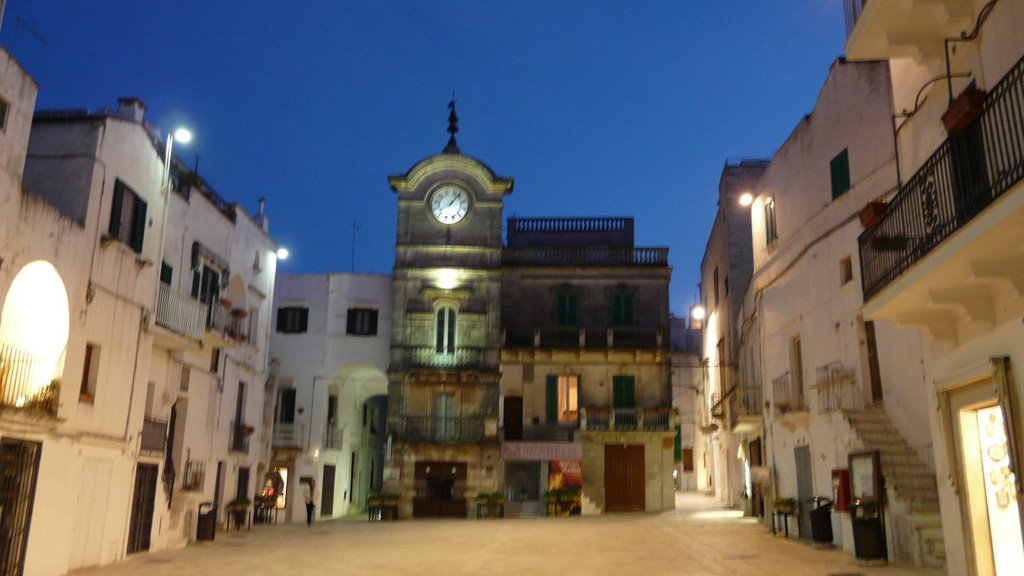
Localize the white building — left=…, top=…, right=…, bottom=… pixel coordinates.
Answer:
left=670, top=317, right=702, bottom=492
left=269, top=273, right=391, bottom=523
left=845, top=0, right=1024, bottom=573
left=741, top=58, right=939, bottom=566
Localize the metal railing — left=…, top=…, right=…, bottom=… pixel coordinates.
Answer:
left=731, top=385, right=763, bottom=418
left=860, top=54, right=1024, bottom=299
left=403, top=346, right=486, bottom=368
left=772, top=371, right=806, bottom=416
left=155, top=283, right=207, bottom=341
left=323, top=425, right=343, bottom=450
left=0, top=341, right=62, bottom=415
left=272, top=422, right=305, bottom=449
left=609, top=326, right=661, bottom=349
left=502, top=247, right=669, bottom=267
left=231, top=421, right=252, bottom=453
left=140, top=417, right=167, bottom=454
left=504, top=326, right=663, bottom=350
left=580, top=407, right=673, bottom=431
left=520, top=424, right=576, bottom=442
left=211, top=306, right=251, bottom=343
left=182, top=459, right=206, bottom=492
left=400, top=415, right=483, bottom=443
left=508, top=217, right=631, bottom=234
left=538, top=327, right=583, bottom=348
left=815, top=362, right=861, bottom=414
left=843, top=0, right=867, bottom=37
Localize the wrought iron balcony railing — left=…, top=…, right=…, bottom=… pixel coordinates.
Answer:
left=580, top=406, right=673, bottom=431
left=182, top=459, right=206, bottom=492
left=155, top=283, right=207, bottom=341
left=399, top=415, right=483, bottom=443
left=231, top=421, right=253, bottom=453
left=772, top=372, right=806, bottom=416
left=815, top=361, right=861, bottom=414
left=730, top=385, right=763, bottom=418
left=0, top=341, right=62, bottom=416
left=272, top=422, right=305, bottom=449
left=210, top=305, right=251, bottom=343
left=140, top=417, right=167, bottom=454
left=860, top=54, right=1024, bottom=300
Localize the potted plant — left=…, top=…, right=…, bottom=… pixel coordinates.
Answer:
left=226, top=496, right=251, bottom=529
left=860, top=199, right=888, bottom=229
left=942, top=88, right=986, bottom=134
left=773, top=497, right=798, bottom=515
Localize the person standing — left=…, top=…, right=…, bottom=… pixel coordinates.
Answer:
left=302, top=479, right=317, bottom=526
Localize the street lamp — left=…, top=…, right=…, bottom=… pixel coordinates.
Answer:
left=738, top=192, right=754, bottom=207
left=276, top=247, right=290, bottom=261
left=691, top=305, right=706, bottom=321
left=153, top=126, right=192, bottom=316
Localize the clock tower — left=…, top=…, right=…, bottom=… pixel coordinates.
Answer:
left=384, top=102, right=513, bottom=518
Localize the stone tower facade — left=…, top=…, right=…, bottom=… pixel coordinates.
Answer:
left=384, top=133, right=513, bottom=518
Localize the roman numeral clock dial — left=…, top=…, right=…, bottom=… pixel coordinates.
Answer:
left=430, top=186, right=469, bottom=224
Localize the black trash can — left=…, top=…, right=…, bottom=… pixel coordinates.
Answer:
left=850, top=501, right=887, bottom=560
left=808, top=497, right=833, bottom=544
left=197, top=502, right=217, bottom=542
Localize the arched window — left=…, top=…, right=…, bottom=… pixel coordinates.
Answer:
left=435, top=306, right=456, bottom=354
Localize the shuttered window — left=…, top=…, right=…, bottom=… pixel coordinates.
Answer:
left=555, top=292, right=579, bottom=326
left=830, top=148, right=851, bottom=199
left=108, top=179, right=148, bottom=253
left=611, top=291, right=635, bottom=326
left=612, top=375, right=636, bottom=409
left=346, top=308, right=378, bottom=336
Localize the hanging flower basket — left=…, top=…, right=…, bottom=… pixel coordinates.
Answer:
left=231, top=308, right=248, bottom=318
left=860, top=199, right=887, bottom=229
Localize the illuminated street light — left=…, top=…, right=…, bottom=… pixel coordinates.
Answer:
left=691, top=305, right=706, bottom=321
left=739, top=192, right=753, bottom=207
left=276, top=247, right=290, bottom=260
left=173, top=127, right=193, bottom=144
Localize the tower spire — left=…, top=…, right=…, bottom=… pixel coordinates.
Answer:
left=444, top=94, right=460, bottom=154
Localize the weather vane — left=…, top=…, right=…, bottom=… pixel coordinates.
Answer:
left=444, top=93, right=460, bottom=154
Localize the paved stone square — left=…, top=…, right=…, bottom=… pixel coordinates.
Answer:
left=76, top=493, right=943, bottom=576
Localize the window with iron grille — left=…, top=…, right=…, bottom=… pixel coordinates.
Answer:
left=108, top=179, right=147, bottom=253
left=346, top=308, right=378, bottom=336
left=276, top=306, right=308, bottom=333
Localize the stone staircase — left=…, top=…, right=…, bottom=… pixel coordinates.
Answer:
left=844, top=406, right=945, bottom=569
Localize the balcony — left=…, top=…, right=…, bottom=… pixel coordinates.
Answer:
left=814, top=362, right=861, bottom=414
left=231, top=421, right=253, bottom=453
left=140, top=417, right=167, bottom=454
left=155, top=283, right=206, bottom=341
left=272, top=422, right=305, bottom=449
left=398, top=415, right=483, bottom=443
left=860, top=55, right=1024, bottom=304
left=517, top=424, right=576, bottom=442
left=503, top=247, right=668, bottom=267
left=729, top=385, right=764, bottom=434
left=0, top=341, right=61, bottom=416
left=181, top=459, right=206, bottom=492
left=580, top=406, right=672, bottom=432
left=401, top=346, right=488, bottom=369
left=504, top=326, right=663, bottom=350
left=210, top=306, right=251, bottom=344
left=843, top=0, right=974, bottom=62
left=772, top=372, right=807, bottom=417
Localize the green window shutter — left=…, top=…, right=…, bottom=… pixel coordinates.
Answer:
left=545, top=375, right=559, bottom=424
left=674, top=425, right=682, bottom=462
left=623, top=292, right=634, bottom=325
left=830, top=148, right=851, bottom=199
left=109, top=181, right=124, bottom=238
left=612, top=376, right=635, bottom=409
left=130, top=196, right=147, bottom=253
left=556, top=292, right=579, bottom=326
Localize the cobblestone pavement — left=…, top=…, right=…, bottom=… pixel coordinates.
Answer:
left=75, top=493, right=944, bottom=576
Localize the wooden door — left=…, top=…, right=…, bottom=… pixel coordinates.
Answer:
left=321, top=465, right=336, bottom=516
left=504, top=396, right=523, bottom=440
left=0, top=439, right=41, bottom=576
left=795, top=446, right=813, bottom=541
left=604, top=444, right=645, bottom=512
left=127, top=464, right=158, bottom=554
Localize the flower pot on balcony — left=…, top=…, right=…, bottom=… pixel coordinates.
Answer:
left=942, top=88, right=986, bottom=135
left=860, top=200, right=887, bottom=229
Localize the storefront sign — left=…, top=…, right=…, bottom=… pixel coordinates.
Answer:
left=501, top=441, right=582, bottom=461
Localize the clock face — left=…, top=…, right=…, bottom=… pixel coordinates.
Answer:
left=430, top=187, right=470, bottom=224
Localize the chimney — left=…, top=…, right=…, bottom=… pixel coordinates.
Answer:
left=255, top=197, right=269, bottom=232
left=116, top=97, right=147, bottom=122
left=258, top=197, right=266, bottom=217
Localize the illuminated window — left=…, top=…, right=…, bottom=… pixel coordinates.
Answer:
left=435, top=307, right=456, bottom=353
left=108, top=180, right=147, bottom=253
left=545, top=375, right=579, bottom=424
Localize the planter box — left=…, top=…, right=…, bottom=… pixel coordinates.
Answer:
left=942, top=88, right=986, bottom=135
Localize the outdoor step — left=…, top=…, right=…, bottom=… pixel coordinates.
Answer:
left=912, top=514, right=943, bottom=529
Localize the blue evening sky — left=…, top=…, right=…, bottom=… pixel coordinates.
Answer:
left=3, top=1, right=847, bottom=316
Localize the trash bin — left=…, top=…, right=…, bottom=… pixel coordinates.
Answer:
left=850, top=500, right=887, bottom=560
left=808, top=497, right=833, bottom=544
left=197, top=502, right=217, bottom=542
